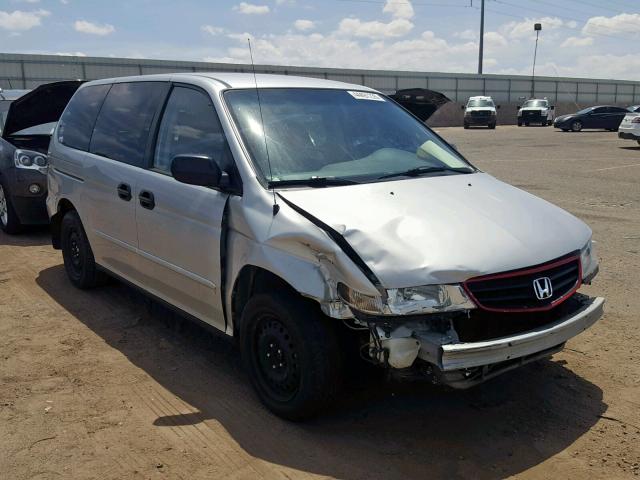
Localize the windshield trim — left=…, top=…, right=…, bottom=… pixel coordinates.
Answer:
left=222, top=87, right=478, bottom=191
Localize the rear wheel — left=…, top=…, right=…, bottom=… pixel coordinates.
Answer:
left=517, top=121, right=523, bottom=127
left=547, top=120, right=553, bottom=126
left=0, top=182, right=22, bottom=235
left=61, top=210, right=106, bottom=289
left=463, top=122, right=469, bottom=129
left=571, top=120, right=583, bottom=132
left=489, top=123, right=496, bottom=129
left=240, top=293, right=342, bottom=421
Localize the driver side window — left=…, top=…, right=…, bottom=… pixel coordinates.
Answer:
left=154, top=86, right=232, bottom=174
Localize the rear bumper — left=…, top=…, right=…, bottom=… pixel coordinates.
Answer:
left=413, top=296, right=604, bottom=387
left=618, top=131, right=640, bottom=140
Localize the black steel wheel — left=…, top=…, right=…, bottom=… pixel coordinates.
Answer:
left=61, top=210, right=106, bottom=289
left=240, top=293, right=342, bottom=421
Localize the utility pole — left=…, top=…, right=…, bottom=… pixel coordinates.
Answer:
left=478, top=0, right=485, bottom=74
left=531, top=23, right=542, bottom=98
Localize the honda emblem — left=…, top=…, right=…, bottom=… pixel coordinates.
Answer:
left=533, top=277, right=553, bottom=300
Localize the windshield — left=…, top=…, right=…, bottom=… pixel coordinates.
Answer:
left=225, top=88, right=473, bottom=185
left=467, top=99, right=494, bottom=108
left=523, top=100, right=548, bottom=108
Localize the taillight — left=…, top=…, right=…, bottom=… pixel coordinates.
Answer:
left=632, top=117, right=640, bottom=123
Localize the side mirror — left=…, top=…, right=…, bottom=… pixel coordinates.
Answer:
left=171, top=155, right=226, bottom=188
left=550, top=105, right=555, bottom=110
left=496, top=105, right=501, bottom=110
left=461, top=105, right=465, bottom=110
left=517, top=105, right=521, bottom=110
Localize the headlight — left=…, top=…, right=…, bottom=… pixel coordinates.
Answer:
left=580, top=238, right=598, bottom=282
left=14, top=149, right=48, bottom=174
left=338, top=282, right=476, bottom=316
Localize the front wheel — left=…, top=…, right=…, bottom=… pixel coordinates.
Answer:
left=240, top=293, right=342, bottom=421
left=571, top=120, right=583, bottom=132
left=0, top=182, right=23, bottom=234
left=61, top=210, right=106, bottom=289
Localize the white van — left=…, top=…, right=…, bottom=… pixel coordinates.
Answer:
left=47, top=74, right=603, bottom=420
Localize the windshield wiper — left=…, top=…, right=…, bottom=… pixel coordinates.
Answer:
left=268, top=177, right=360, bottom=188
left=377, top=166, right=474, bottom=180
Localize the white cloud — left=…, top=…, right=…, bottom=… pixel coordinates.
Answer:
left=383, top=0, right=414, bottom=20
left=233, top=2, right=270, bottom=15
left=201, top=25, right=225, bottom=36
left=294, top=19, right=315, bottom=31
left=338, top=17, right=413, bottom=39
left=583, top=13, right=640, bottom=37
left=55, top=51, right=87, bottom=56
left=501, top=17, right=569, bottom=38
left=484, top=31, right=507, bottom=48
left=74, top=20, right=115, bottom=35
left=454, top=29, right=476, bottom=41
left=0, top=9, right=49, bottom=31
left=561, top=36, right=593, bottom=48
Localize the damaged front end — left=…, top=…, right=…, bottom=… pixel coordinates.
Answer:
left=332, top=253, right=604, bottom=389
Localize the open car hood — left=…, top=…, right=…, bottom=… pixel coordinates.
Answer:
left=2, top=80, right=84, bottom=139
left=279, top=173, right=591, bottom=289
left=389, top=89, right=450, bottom=122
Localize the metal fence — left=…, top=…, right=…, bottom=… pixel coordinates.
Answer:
left=2, top=52, right=640, bottom=106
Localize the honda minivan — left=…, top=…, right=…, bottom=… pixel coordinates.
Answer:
left=47, top=73, right=604, bottom=420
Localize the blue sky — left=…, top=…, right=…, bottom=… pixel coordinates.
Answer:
left=1, top=0, right=640, bottom=80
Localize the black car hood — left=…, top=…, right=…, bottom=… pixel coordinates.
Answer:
left=389, top=88, right=450, bottom=122
left=2, top=80, right=84, bottom=139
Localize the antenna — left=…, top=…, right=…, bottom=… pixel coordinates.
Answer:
left=248, top=38, right=279, bottom=216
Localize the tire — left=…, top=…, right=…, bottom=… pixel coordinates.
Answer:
left=571, top=120, right=583, bottom=132
left=463, top=122, right=469, bottom=129
left=240, top=292, right=342, bottom=421
left=60, top=210, right=106, bottom=289
left=489, top=123, right=496, bottom=129
left=0, top=181, right=23, bottom=235
left=517, top=121, right=522, bottom=127
left=547, top=120, right=553, bottom=126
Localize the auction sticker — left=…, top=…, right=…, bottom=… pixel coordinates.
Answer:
left=348, top=91, right=385, bottom=101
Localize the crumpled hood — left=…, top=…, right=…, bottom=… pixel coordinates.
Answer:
left=280, top=173, right=591, bottom=289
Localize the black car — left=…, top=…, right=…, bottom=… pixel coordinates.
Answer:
left=0, top=81, right=82, bottom=233
left=553, top=105, right=630, bottom=132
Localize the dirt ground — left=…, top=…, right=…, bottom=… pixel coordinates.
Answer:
left=1, top=125, right=639, bottom=480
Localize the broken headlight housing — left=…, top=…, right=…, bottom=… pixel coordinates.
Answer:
left=338, top=282, right=476, bottom=316
left=580, top=238, right=598, bottom=282
left=14, top=149, right=48, bottom=174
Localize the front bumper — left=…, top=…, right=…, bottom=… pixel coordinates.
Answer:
left=431, top=296, right=603, bottom=372
left=618, top=130, right=640, bottom=140
left=3, top=167, right=48, bottom=225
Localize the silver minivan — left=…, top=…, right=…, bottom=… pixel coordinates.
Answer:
left=47, top=73, right=604, bottom=420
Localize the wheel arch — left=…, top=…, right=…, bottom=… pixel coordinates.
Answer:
left=230, top=265, right=305, bottom=338
left=50, top=198, right=77, bottom=249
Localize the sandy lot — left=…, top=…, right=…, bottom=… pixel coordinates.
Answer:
left=1, top=125, right=639, bottom=479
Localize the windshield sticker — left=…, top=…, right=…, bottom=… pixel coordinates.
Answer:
left=348, top=91, right=385, bottom=102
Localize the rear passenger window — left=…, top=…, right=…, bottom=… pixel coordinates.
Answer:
left=153, top=86, right=232, bottom=173
left=57, top=84, right=110, bottom=151
left=90, top=82, right=166, bottom=167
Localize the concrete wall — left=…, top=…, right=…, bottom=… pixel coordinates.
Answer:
left=2, top=52, right=639, bottom=127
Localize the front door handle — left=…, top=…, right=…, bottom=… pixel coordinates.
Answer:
left=139, top=190, right=155, bottom=210
left=117, top=183, right=132, bottom=201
